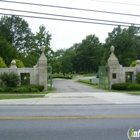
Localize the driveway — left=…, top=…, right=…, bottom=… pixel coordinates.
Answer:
left=52, top=78, right=106, bottom=93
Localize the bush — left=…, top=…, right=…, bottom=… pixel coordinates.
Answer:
left=112, top=83, right=132, bottom=90
left=112, top=83, right=140, bottom=91
left=0, top=72, right=20, bottom=87
left=136, top=72, right=140, bottom=84
left=52, top=75, right=72, bottom=79
left=126, top=84, right=140, bottom=91
left=30, top=88, right=39, bottom=92
left=12, top=87, right=29, bottom=93
left=14, top=59, right=25, bottom=68
left=25, top=84, right=44, bottom=92
left=0, top=88, right=4, bottom=92
left=0, top=57, right=7, bottom=68
left=0, top=84, right=44, bottom=93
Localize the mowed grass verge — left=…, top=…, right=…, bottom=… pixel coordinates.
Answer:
left=0, top=87, right=56, bottom=100
left=77, top=79, right=140, bottom=95
left=0, top=95, right=44, bottom=100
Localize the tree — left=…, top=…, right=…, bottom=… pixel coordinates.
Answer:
left=51, top=49, right=65, bottom=73
left=0, top=57, right=7, bottom=68
left=14, top=59, right=25, bottom=68
left=130, top=60, right=136, bottom=67
left=23, top=25, right=53, bottom=67
left=0, top=15, right=34, bottom=53
left=75, top=34, right=102, bottom=72
left=35, top=25, right=53, bottom=60
left=104, top=26, right=140, bottom=66
left=0, top=37, right=17, bottom=66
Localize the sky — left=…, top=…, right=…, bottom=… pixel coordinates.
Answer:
left=0, top=0, right=140, bottom=51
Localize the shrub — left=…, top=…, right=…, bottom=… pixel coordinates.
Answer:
left=2, top=87, right=13, bottom=92
left=0, top=72, right=20, bottom=87
left=52, top=75, right=72, bottom=79
left=112, top=83, right=132, bottom=90
left=0, top=57, right=7, bottom=68
left=14, top=59, right=25, bottom=68
left=112, top=83, right=140, bottom=91
left=12, top=87, right=29, bottom=93
left=0, top=88, right=4, bottom=92
left=136, top=72, right=140, bottom=84
left=0, top=85, right=43, bottom=93
left=30, top=88, right=39, bottom=92
left=25, top=84, right=44, bottom=92
left=126, top=84, right=140, bottom=91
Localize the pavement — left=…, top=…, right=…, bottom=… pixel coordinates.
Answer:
left=0, top=78, right=140, bottom=105
left=0, top=91, right=140, bottom=105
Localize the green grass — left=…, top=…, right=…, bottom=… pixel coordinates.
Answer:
left=83, top=73, right=96, bottom=77
left=119, top=91, right=140, bottom=96
left=76, top=79, right=99, bottom=88
left=0, top=87, right=56, bottom=100
left=0, top=87, right=56, bottom=94
left=0, top=95, right=44, bottom=100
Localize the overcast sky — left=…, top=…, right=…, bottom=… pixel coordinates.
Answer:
left=0, top=0, right=140, bottom=51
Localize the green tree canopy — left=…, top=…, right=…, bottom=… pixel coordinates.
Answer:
left=0, top=57, right=7, bottom=68
left=104, top=26, right=140, bottom=66
left=75, top=34, right=102, bottom=72
left=0, top=15, right=34, bottom=53
left=0, top=37, right=17, bottom=66
left=14, top=59, right=25, bottom=68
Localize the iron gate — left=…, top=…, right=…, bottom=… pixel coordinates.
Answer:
left=99, top=66, right=109, bottom=89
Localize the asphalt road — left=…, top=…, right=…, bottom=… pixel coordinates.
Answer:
left=0, top=105, right=140, bottom=140
left=52, top=79, right=106, bottom=93
left=0, top=79, right=140, bottom=140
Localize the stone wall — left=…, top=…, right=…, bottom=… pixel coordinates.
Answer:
left=0, top=46, right=47, bottom=90
left=108, top=46, right=140, bottom=89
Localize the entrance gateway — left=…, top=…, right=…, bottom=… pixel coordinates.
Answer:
left=107, top=46, right=140, bottom=89
left=0, top=46, right=48, bottom=90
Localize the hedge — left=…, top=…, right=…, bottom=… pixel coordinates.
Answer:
left=0, top=84, right=44, bottom=93
left=112, top=83, right=140, bottom=91
left=52, top=75, right=72, bottom=79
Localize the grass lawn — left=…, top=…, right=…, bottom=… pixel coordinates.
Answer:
left=76, top=79, right=99, bottom=88
left=83, top=73, right=96, bottom=77
left=77, top=79, right=140, bottom=95
left=0, top=87, right=56, bottom=100
left=0, top=95, right=44, bottom=100
left=119, top=91, right=140, bottom=96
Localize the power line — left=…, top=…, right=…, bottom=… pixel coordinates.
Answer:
left=0, top=8, right=140, bottom=26
left=0, top=0, right=140, bottom=17
left=0, top=12, right=136, bottom=27
left=90, top=0, right=140, bottom=7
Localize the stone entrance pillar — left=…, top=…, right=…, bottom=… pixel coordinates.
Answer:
left=37, top=46, right=47, bottom=90
left=108, top=46, right=121, bottom=89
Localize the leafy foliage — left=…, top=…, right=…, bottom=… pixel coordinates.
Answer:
left=136, top=72, right=140, bottom=84
left=104, top=26, right=140, bottom=66
left=0, top=72, right=20, bottom=87
left=0, top=57, right=7, bottom=68
left=112, top=83, right=131, bottom=90
left=0, top=15, right=34, bottom=52
left=52, top=74, right=72, bottom=79
left=26, top=84, right=44, bottom=92
left=112, top=83, right=140, bottom=90
left=0, top=84, right=44, bottom=93
left=130, top=60, right=136, bottom=67
left=14, top=59, right=25, bottom=68
left=0, top=37, right=17, bottom=66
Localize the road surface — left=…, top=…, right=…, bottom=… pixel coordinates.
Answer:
left=0, top=105, right=140, bottom=140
